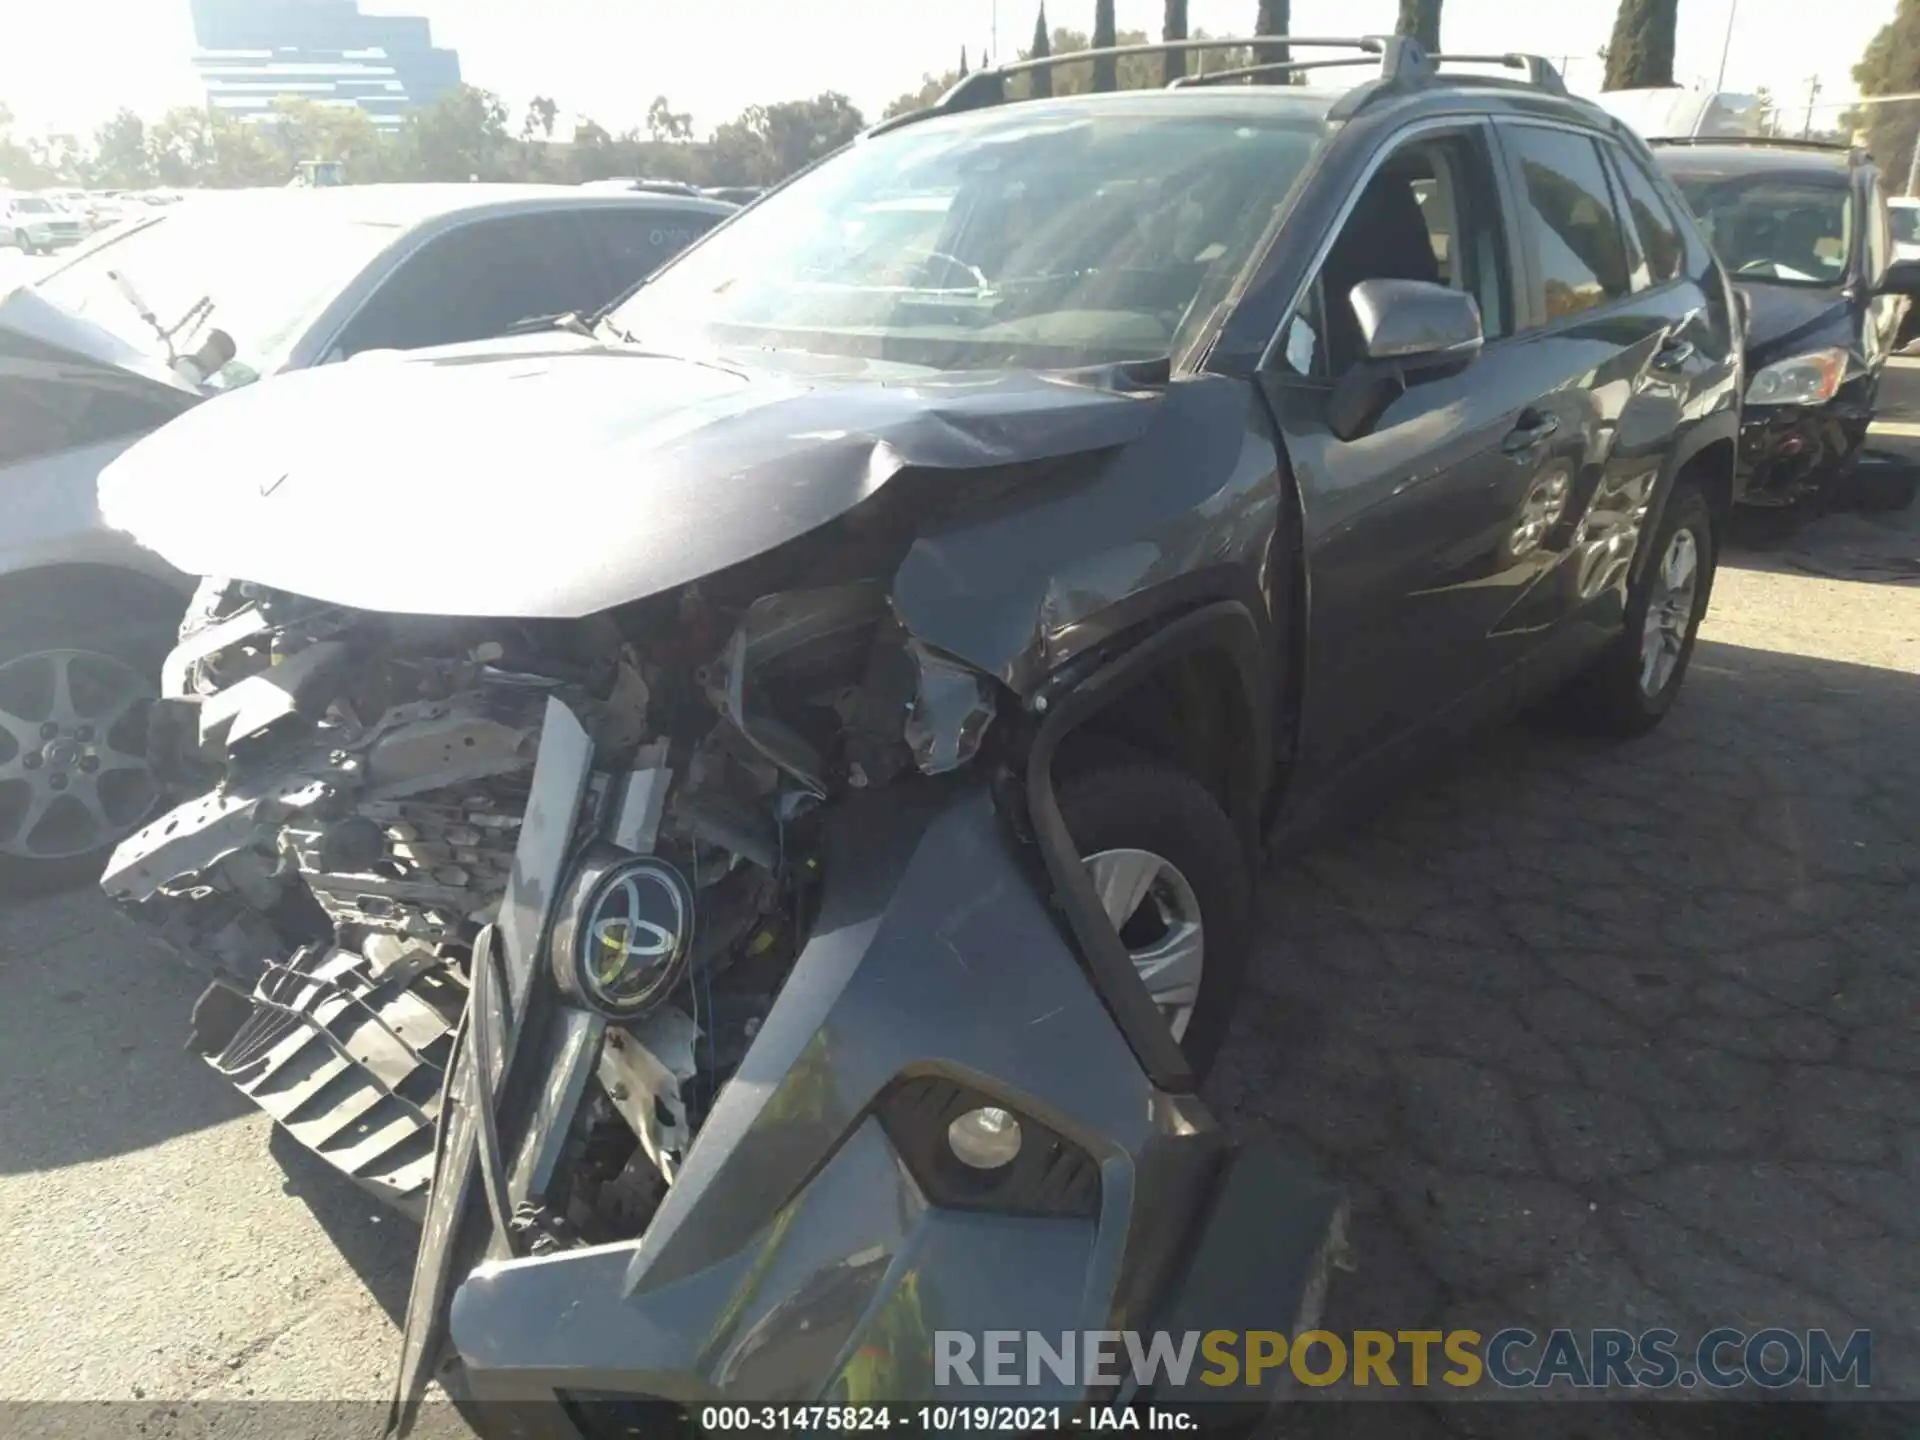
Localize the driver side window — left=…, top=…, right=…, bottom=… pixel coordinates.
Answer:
left=1284, top=131, right=1510, bottom=380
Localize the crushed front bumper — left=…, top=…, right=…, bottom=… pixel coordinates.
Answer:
left=394, top=742, right=1343, bottom=1432
left=1736, top=400, right=1872, bottom=508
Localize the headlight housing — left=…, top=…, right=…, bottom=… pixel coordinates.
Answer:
left=1745, top=347, right=1850, bottom=406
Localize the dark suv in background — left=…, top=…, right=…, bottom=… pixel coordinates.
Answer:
left=1653, top=137, right=1920, bottom=516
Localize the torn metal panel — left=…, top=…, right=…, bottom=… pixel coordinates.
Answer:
left=97, top=344, right=1163, bottom=619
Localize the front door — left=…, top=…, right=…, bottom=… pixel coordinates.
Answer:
left=1260, top=122, right=1612, bottom=779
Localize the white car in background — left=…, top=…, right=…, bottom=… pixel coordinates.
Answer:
left=1889, top=196, right=1920, bottom=264
left=1, top=194, right=89, bottom=254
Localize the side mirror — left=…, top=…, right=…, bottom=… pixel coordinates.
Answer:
left=1350, top=278, right=1484, bottom=367
left=1327, top=280, right=1483, bottom=443
left=1878, top=257, right=1920, bottom=297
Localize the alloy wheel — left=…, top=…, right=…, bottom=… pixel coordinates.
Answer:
left=0, top=649, right=158, bottom=861
left=1082, top=846, right=1205, bottom=1042
left=1639, top=527, right=1700, bottom=698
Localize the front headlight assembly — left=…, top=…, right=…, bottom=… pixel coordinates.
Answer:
left=1745, top=347, right=1850, bottom=406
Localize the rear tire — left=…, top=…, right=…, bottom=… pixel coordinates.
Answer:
left=1547, top=480, right=1716, bottom=738
left=1849, top=467, right=1920, bottom=513
left=1055, top=757, right=1251, bottom=1079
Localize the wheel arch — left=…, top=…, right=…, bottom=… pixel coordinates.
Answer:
left=1633, top=418, right=1738, bottom=588
left=0, top=563, right=193, bottom=636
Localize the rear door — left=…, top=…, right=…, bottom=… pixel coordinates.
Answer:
left=1480, top=121, right=1698, bottom=672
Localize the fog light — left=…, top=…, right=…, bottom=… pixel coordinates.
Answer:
left=947, top=1106, right=1022, bottom=1169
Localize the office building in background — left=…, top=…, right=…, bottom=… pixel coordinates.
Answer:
left=189, top=0, right=461, bottom=130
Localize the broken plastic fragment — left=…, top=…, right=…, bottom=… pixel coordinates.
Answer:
left=903, top=641, right=996, bottom=775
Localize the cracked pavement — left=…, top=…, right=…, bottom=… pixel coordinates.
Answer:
left=0, top=445, right=1915, bottom=1431
left=1213, top=491, right=1920, bottom=1429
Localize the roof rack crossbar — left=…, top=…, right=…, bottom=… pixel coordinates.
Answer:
left=865, top=33, right=1572, bottom=138
left=1169, top=56, right=1384, bottom=88
left=1426, top=52, right=1569, bottom=95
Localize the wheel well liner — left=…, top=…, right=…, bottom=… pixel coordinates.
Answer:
left=1021, top=600, right=1272, bottom=1095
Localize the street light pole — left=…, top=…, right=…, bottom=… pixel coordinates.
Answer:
left=1715, top=0, right=1738, bottom=92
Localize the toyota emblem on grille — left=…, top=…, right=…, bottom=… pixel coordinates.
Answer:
left=570, top=855, right=694, bottom=1015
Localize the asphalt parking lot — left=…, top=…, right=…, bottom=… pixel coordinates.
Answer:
left=1, top=242, right=1915, bottom=1430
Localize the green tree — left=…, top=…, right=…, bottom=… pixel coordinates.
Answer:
left=646, top=96, right=693, bottom=143
left=395, top=84, right=512, bottom=181
left=1396, top=0, right=1442, bottom=52
left=1603, top=0, right=1677, bottom=90
left=1855, top=1, right=1920, bottom=191
left=1031, top=5, right=1055, bottom=97
left=1254, top=0, right=1291, bottom=81
left=149, top=106, right=282, bottom=187
left=92, top=108, right=155, bottom=188
left=1092, top=0, right=1118, bottom=91
left=271, top=97, right=385, bottom=180
left=523, top=94, right=560, bottom=141
left=1163, top=0, right=1189, bottom=85
left=708, top=92, right=865, bottom=186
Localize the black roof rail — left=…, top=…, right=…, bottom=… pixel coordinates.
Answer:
left=1647, top=134, right=1855, bottom=155
left=865, top=34, right=1571, bottom=139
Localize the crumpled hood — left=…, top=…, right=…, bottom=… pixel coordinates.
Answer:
left=98, top=336, right=1163, bottom=618
left=1737, top=282, right=1854, bottom=368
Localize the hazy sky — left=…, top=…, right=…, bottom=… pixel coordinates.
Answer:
left=0, top=0, right=1894, bottom=141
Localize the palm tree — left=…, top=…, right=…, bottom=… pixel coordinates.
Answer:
left=1164, top=0, right=1190, bottom=85
left=1603, top=0, right=1677, bottom=90
left=1092, top=0, right=1118, bottom=91
left=1031, top=5, right=1054, bottom=98
left=1396, top=0, right=1441, bottom=52
left=1255, top=0, right=1291, bottom=83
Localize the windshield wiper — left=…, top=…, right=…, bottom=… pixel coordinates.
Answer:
left=504, top=310, right=595, bottom=338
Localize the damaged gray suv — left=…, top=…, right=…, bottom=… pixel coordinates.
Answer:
left=99, top=36, right=1739, bottom=1433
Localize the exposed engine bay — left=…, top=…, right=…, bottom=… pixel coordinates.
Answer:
left=104, top=544, right=999, bottom=1237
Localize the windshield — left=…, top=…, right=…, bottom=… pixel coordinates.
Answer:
left=1892, top=206, right=1920, bottom=246
left=12, top=197, right=55, bottom=215
left=609, top=99, right=1329, bottom=371
left=34, top=201, right=405, bottom=380
left=1665, top=168, right=1853, bottom=286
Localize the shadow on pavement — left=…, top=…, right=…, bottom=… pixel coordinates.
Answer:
left=1211, top=638, right=1920, bottom=1407
left=0, top=888, right=250, bottom=1174
left=266, top=1125, right=418, bottom=1325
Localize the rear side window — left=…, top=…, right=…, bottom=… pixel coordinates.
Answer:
left=1605, top=143, right=1686, bottom=288
left=336, top=212, right=603, bottom=356
left=1502, top=125, right=1634, bottom=323
left=576, top=208, right=721, bottom=297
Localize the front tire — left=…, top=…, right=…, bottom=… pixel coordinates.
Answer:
left=13, top=230, right=34, bottom=256
left=0, top=597, right=176, bottom=892
left=1550, top=480, right=1717, bottom=737
left=1056, top=758, right=1251, bottom=1079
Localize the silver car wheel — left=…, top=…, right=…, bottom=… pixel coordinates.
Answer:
left=1083, top=847, right=1205, bottom=1042
left=0, top=649, right=158, bottom=860
left=1639, top=527, right=1700, bottom=698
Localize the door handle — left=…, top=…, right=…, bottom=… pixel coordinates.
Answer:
left=1501, top=412, right=1561, bottom=455
left=1653, top=337, right=1696, bottom=370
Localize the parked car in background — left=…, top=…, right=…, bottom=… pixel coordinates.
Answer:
left=2, top=193, right=89, bottom=253
left=1889, top=194, right=1920, bottom=264
left=0, top=183, right=732, bottom=884
left=1652, top=137, right=1920, bottom=517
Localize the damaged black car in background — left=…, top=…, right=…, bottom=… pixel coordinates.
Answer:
left=96, top=35, right=1740, bottom=1435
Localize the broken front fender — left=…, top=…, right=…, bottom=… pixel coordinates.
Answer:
left=430, top=777, right=1228, bottom=1416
